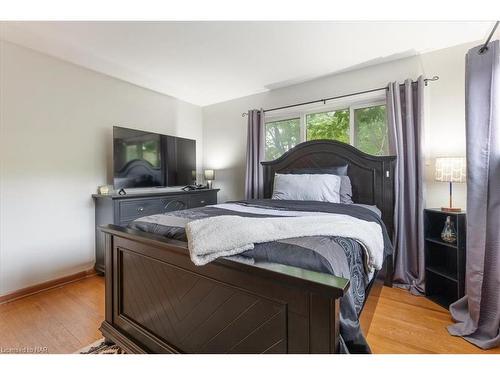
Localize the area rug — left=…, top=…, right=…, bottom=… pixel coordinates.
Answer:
left=78, top=339, right=125, bottom=354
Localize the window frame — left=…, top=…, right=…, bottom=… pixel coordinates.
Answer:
left=263, top=97, right=387, bottom=160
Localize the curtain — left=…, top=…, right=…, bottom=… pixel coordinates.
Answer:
left=448, top=40, right=500, bottom=350
left=386, top=76, right=426, bottom=295
left=244, top=109, right=265, bottom=199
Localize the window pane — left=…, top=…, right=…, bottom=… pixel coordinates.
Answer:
left=354, top=105, right=388, bottom=156
left=306, top=109, right=350, bottom=143
left=265, top=118, right=300, bottom=160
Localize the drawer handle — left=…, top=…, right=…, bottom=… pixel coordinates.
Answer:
left=137, top=207, right=144, bottom=212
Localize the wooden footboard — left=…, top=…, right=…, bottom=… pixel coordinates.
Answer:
left=99, top=225, right=350, bottom=354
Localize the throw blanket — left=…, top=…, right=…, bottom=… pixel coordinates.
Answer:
left=186, top=214, right=384, bottom=274
left=129, top=199, right=392, bottom=354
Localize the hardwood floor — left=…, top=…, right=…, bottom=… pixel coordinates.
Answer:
left=0, top=275, right=498, bottom=354
left=0, top=276, right=104, bottom=354
left=365, top=286, right=500, bottom=354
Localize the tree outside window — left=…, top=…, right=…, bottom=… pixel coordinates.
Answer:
left=264, top=118, right=300, bottom=161
left=354, top=105, right=388, bottom=156
left=264, top=102, right=388, bottom=160
left=306, top=109, right=350, bottom=143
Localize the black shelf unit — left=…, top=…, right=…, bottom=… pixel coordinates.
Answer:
left=424, top=208, right=466, bottom=309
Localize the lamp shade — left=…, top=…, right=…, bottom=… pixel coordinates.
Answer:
left=204, top=169, right=215, bottom=181
left=435, top=157, right=466, bottom=183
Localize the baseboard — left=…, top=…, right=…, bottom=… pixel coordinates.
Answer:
left=0, top=268, right=97, bottom=305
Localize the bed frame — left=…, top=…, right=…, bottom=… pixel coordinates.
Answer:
left=99, top=140, right=396, bottom=353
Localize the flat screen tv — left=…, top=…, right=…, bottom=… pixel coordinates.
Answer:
left=113, top=126, right=196, bottom=189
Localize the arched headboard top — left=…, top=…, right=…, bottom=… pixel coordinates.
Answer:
left=261, top=140, right=396, bottom=237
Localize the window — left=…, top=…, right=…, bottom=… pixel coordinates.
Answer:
left=306, top=109, right=350, bottom=143
left=264, top=118, right=300, bottom=161
left=264, top=101, right=388, bottom=160
left=353, top=105, right=388, bottom=156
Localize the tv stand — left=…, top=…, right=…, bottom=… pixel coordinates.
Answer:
left=92, top=188, right=219, bottom=274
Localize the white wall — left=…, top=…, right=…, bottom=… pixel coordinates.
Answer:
left=420, top=42, right=474, bottom=209
left=203, top=42, right=474, bottom=209
left=0, top=40, right=203, bottom=295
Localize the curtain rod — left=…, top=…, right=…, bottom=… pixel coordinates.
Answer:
left=241, top=76, right=439, bottom=117
left=479, top=21, right=499, bottom=54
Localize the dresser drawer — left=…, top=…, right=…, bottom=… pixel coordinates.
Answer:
left=118, top=195, right=190, bottom=222
left=188, top=192, right=217, bottom=208
left=118, top=198, right=164, bottom=222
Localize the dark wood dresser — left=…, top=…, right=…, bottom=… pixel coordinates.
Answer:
left=424, top=208, right=466, bottom=308
left=92, top=189, right=219, bottom=274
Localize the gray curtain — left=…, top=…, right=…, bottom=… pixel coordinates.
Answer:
left=386, top=76, right=426, bottom=295
left=245, top=109, right=265, bottom=199
left=448, top=40, right=500, bottom=350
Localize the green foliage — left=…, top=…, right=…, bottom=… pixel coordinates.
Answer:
left=306, top=109, right=349, bottom=143
left=263, top=104, right=389, bottom=161
left=354, top=105, right=388, bottom=156
left=265, top=118, right=300, bottom=160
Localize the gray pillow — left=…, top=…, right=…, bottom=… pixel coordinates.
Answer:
left=272, top=173, right=342, bottom=203
left=338, top=176, right=354, bottom=204
left=283, top=166, right=353, bottom=204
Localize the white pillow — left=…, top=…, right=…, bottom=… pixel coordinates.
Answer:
left=272, top=173, right=341, bottom=203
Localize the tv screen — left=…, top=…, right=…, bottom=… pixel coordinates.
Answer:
left=113, top=126, right=196, bottom=189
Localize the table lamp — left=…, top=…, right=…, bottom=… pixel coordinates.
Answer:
left=204, top=169, right=215, bottom=189
left=434, top=157, right=466, bottom=212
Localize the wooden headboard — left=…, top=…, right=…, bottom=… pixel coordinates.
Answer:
left=261, top=140, right=397, bottom=238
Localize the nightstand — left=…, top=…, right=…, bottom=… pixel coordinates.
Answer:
left=424, top=209, right=466, bottom=308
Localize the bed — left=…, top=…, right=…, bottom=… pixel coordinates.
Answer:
left=99, top=140, right=396, bottom=354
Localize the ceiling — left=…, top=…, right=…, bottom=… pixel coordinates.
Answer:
left=0, top=21, right=494, bottom=106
